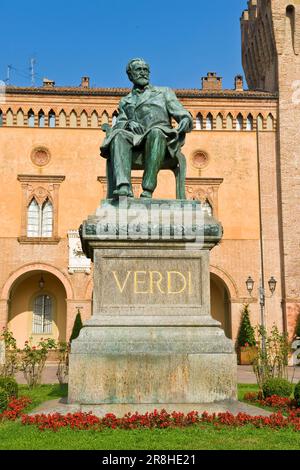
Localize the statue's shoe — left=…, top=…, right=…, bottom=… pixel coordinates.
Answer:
left=113, top=185, right=133, bottom=199
left=140, top=190, right=153, bottom=199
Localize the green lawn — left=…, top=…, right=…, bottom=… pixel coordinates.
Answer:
left=0, top=383, right=299, bottom=450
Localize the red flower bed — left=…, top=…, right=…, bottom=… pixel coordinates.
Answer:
left=0, top=397, right=31, bottom=421
left=21, top=408, right=300, bottom=432
left=258, top=395, right=293, bottom=410
left=244, top=393, right=298, bottom=411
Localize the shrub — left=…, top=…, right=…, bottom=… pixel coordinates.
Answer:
left=69, top=310, right=83, bottom=342
left=262, top=378, right=293, bottom=398
left=237, top=304, right=256, bottom=348
left=56, top=341, right=69, bottom=387
left=253, top=325, right=290, bottom=389
left=0, top=387, right=9, bottom=412
left=294, top=381, right=300, bottom=406
left=19, top=338, right=57, bottom=388
left=0, top=377, right=18, bottom=398
left=0, top=327, right=19, bottom=377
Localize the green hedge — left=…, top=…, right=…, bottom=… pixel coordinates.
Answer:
left=262, top=378, right=293, bottom=398
left=0, top=377, right=18, bottom=398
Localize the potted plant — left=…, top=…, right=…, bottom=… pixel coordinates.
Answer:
left=236, top=304, right=257, bottom=365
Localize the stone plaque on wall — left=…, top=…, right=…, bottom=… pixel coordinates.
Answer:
left=68, top=230, right=91, bottom=274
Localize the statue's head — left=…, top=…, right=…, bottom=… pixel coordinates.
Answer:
left=126, top=58, right=150, bottom=87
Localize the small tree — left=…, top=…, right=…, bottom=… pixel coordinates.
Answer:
left=56, top=341, right=69, bottom=387
left=253, top=325, right=290, bottom=390
left=69, top=310, right=83, bottom=343
left=237, top=304, right=256, bottom=348
left=0, top=328, right=19, bottom=377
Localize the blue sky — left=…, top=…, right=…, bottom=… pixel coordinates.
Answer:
left=1, top=0, right=247, bottom=89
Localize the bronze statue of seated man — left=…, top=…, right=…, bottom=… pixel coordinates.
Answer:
left=100, top=58, right=193, bottom=199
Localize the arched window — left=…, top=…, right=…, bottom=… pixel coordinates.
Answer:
left=17, top=109, right=24, bottom=126
left=257, top=114, right=264, bottom=131
left=216, top=113, right=223, bottom=130
left=6, top=109, right=13, bottom=126
left=0, top=110, right=2, bottom=126
left=91, top=111, right=98, bottom=128
left=112, top=111, right=118, bottom=127
left=41, top=200, right=53, bottom=237
left=226, top=113, right=233, bottom=130
left=80, top=111, right=88, bottom=128
left=28, top=110, right=35, bottom=127
left=48, top=110, right=56, bottom=128
left=206, top=113, right=213, bottom=130
left=236, top=113, right=243, bottom=131
left=195, top=113, right=203, bottom=130
left=201, top=200, right=213, bottom=216
left=27, top=198, right=53, bottom=237
left=246, top=114, right=253, bottom=131
left=101, top=111, right=109, bottom=125
left=59, top=110, right=66, bottom=127
left=267, top=113, right=274, bottom=131
left=38, top=110, right=45, bottom=127
left=33, top=294, right=52, bottom=334
left=27, top=199, right=40, bottom=237
left=70, top=110, right=77, bottom=128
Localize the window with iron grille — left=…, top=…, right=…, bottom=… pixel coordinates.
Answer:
left=33, top=294, right=52, bottom=334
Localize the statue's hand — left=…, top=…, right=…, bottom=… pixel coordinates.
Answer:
left=128, top=121, right=145, bottom=134
left=176, top=118, right=191, bottom=135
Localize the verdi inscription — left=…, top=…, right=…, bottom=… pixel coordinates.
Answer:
left=112, top=270, right=193, bottom=295
left=99, top=257, right=202, bottom=306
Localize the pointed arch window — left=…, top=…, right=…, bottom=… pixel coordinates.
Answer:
left=112, top=111, right=118, bottom=127
left=6, top=109, right=13, bottom=126
left=267, top=113, right=274, bottom=131
left=91, top=111, right=98, bottom=128
left=257, top=114, right=264, bottom=131
left=101, top=111, right=109, bottom=125
left=236, top=113, right=243, bottom=131
left=27, top=198, right=53, bottom=237
left=195, top=113, right=203, bottom=130
left=70, top=111, right=77, bottom=128
left=246, top=114, right=253, bottom=131
left=33, top=294, right=52, bottom=334
left=48, top=110, right=56, bottom=128
left=28, top=110, right=35, bottom=127
left=59, top=111, right=66, bottom=127
left=27, top=199, right=40, bottom=237
left=17, top=109, right=24, bottom=126
left=226, top=113, right=233, bottom=130
left=38, top=111, right=45, bottom=127
left=206, top=113, right=213, bottom=130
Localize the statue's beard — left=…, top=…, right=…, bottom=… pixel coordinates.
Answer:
left=134, top=77, right=149, bottom=87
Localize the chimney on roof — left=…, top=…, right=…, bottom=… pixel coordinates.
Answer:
left=234, top=75, right=244, bottom=91
left=43, top=78, right=55, bottom=88
left=81, top=76, right=90, bottom=88
left=201, top=72, right=222, bottom=91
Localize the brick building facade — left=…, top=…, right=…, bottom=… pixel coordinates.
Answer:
left=0, top=0, right=298, bottom=351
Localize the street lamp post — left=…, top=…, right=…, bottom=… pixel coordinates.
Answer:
left=246, top=275, right=277, bottom=351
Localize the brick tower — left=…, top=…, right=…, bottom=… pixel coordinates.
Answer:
left=241, top=0, right=300, bottom=335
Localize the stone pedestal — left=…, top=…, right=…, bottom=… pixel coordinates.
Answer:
left=68, top=199, right=237, bottom=407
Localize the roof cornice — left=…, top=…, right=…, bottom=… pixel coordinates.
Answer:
left=5, top=86, right=278, bottom=100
